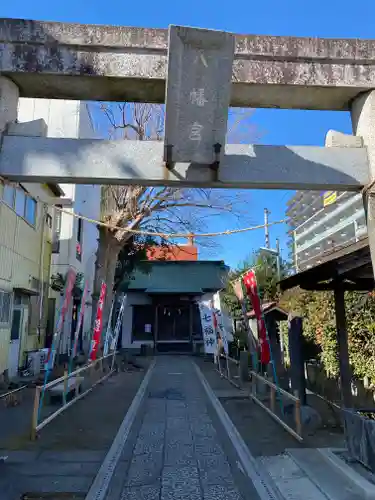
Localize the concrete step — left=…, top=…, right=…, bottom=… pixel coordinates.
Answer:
left=316, top=448, right=375, bottom=499
left=286, top=448, right=365, bottom=500
left=257, top=454, right=329, bottom=499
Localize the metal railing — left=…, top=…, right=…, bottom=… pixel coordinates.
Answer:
left=250, top=370, right=303, bottom=442
left=31, top=353, right=115, bottom=440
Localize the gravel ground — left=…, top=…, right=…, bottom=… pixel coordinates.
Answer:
left=0, top=358, right=152, bottom=452
left=196, top=358, right=345, bottom=457
left=0, top=358, right=152, bottom=500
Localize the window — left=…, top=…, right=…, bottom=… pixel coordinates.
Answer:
left=15, top=188, right=26, bottom=217
left=0, top=290, right=12, bottom=324
left=3, top=185, right=15, bottom=208
left=25, top=196, right=37, bottom=226
left=2, top=184, right=37, bottom=226
left=52, top=207, right=62, bottom=253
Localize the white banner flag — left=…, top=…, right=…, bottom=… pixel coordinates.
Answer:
left=198, top=301, right=217, bottom=354
left=110, top=296, right=126, bottom=352
left=214, top=309, right=229, bottom=355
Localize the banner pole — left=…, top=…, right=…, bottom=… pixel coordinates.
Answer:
left=38, top=268, right=76, bottom=421
left=68, top=280, right=88, bottom=376
left=110, top=296, right=126, bottom=371
left=103, top=300, right=115, bottom=357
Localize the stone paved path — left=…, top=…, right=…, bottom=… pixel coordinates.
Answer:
left=102, top=356, right=261, bottom=500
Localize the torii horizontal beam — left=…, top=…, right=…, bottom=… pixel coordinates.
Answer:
left=0, top=136, right=369, bottom=190
left=2, top=18, right=375, bottom=109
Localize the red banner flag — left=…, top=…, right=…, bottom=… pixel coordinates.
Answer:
left=90, top=282, right=107, bottom=361
left=243, top=269, right=270, bottom=365
left=46, top=267, right=76, bottom=367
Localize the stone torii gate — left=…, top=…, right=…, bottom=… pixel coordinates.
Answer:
left=1, top=26, right=375, bottom=305
left=2, top=18, right=375, bottom=407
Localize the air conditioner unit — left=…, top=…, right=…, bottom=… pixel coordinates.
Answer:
left=27, top=351, right=42, bottom=375
left=29, top=276, right=40, bottom=293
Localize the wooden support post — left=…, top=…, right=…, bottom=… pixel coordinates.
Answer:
left=251, top=372, right=256, bottom=397
left=239, top=351, right=250, bottom=384
left=89, top=363, right=94, bottom=385
left=31, top=386, right=41, bottom=440
left=270, top=386, right=276, bottom=412
left=110, top=351, right=117, bottom=372
left=218, top=355, right=223, bottom=377
left=288, top=315, right=307, bottom=405
left=334, top=285, right=352, bottom=408
left=75, top=377, right=79, bottom=398
left=295, top=398, right=302, bottom=436
left=63, top=370, right=68, bottom=405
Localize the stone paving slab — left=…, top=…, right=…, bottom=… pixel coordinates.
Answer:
left=102, top=356, right=260, bottom=500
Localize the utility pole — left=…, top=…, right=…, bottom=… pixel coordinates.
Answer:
left=264, top=208, right=270, bottom=249
left=275, top=238, right=281, bottom=285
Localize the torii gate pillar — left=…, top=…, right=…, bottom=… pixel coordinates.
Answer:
left=351, top=91, right=375, bottom=275
left=0, top=77, right=19, bottom=134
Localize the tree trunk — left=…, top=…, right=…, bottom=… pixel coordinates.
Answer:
left=102, top=248, right=121, bottom=329
left=92, top=227, right=122, bottom=337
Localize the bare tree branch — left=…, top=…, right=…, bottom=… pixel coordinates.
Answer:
left=91, top=101, right=257, bottom=326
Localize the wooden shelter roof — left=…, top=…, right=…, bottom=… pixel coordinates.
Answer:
left=280, top=237, right=374, bottom=291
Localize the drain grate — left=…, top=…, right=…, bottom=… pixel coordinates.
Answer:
left=148, top=388, right=185, bottom=400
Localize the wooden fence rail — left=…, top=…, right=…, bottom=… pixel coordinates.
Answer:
left=217, top=353, right=241, bottom=388
left=214, top=353, right=303, bottom=442
left=31, top=352, right=115, bottom=440
left=0, top=385, right=27, bottom=407
left=249, top=370, right=303, bottom=442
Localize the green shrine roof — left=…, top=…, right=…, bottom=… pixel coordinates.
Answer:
left=127, top=260, right=229, bottom=295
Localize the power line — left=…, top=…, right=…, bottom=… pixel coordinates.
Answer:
left=52, top=205, right=287, bottom=239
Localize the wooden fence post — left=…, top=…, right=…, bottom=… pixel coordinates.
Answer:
left=63, top=370, right=68, bottom=405
left=270, top=386, right=276, bottom=412
left=31, top=386, right=41, bottom=441
left=295, top=398, right=302, bottom=437
left=251, top=372, right=256, bottom=397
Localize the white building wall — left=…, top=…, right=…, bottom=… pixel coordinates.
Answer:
left=17, top=99, right=100, bottom=353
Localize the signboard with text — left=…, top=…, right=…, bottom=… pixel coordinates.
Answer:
left=164, top=25, right=235, bottom=164
left=323, top=191, right=337, bottom=207
left=198, top=301, right=217, bottom=354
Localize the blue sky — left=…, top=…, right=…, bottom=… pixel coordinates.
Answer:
left=2, top=1, right=373, bottom=267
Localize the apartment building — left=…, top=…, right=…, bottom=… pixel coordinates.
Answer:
left=18, top=98, right=101, bottom=356
left=286, top=190, right=367, bottom=271
left=0, top=180, right=62, bottom=377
